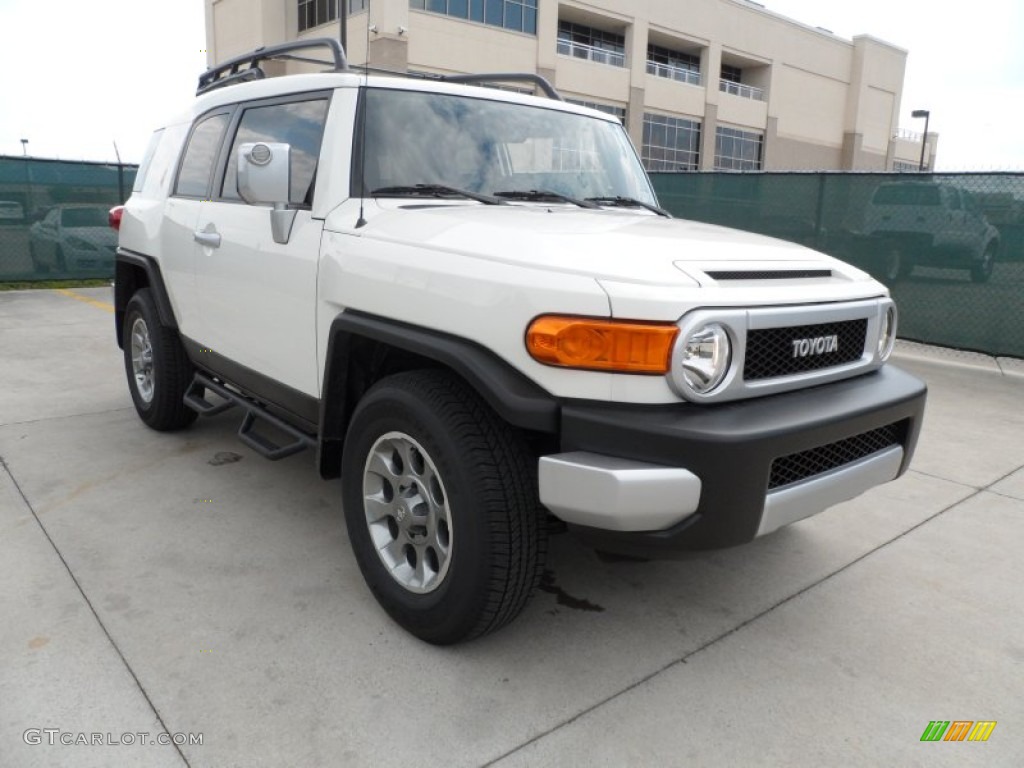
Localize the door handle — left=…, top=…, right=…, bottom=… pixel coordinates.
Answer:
left=193, top=230, right=221, bottom=248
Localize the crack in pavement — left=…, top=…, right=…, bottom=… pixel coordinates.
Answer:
left=0, top=406, right=133, bottom=429
left=0, top=456, right=192, bottom=768
left=482, top=462, right=1024, bottom=767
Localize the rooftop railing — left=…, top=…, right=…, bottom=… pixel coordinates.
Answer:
left=719, top=78, right=765, bottom=101
left=557, top=39, right=626, bottom=68
left=646, top=60, right=702, bottom=87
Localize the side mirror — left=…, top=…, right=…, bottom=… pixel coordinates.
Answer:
left=237, top=142, right=290, bottom=204
left=237, top=142, right=296, bottom=245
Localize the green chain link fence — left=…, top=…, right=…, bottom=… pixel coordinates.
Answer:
left=0, top=156, right=136, bottom=281
left=651, top=172, right=1024, bottom=359
left=2, top=159, right=1021, bottom=359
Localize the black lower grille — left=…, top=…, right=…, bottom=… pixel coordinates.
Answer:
left=745, top=319, right=867, bottom=380
left=768, top=422, right=905, bottom=490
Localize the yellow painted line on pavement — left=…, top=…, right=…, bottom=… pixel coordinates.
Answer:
left=58, top=289, right=115, bottom=313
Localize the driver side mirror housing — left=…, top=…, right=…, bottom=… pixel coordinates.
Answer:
left=237, top=142, right=296, bottom=245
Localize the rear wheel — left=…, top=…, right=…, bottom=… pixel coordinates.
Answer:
left=122, top=288, right=197, bottom=431
left=970, top=243, right=996, bottom=283
left=883, top=246, right=912, bottom=282
left=341, top=370, right=546, bottom=644
left=28, top=243, right=47, bottom=273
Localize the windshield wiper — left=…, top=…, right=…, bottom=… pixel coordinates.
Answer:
left=370, top=184, right=507, bottom=206
left=584, top=196, right=672, bottom=218
left=493, top=189, right=599, bottom=209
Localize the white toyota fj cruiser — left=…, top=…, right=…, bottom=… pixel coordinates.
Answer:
left=113, top=40, right=926, bottom=644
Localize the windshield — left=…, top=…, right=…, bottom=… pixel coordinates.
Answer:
left=356, top=88, right=656, bottom=205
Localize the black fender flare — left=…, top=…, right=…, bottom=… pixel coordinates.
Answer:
left=317, top=310, right=559, bottom=478
left=114, top=249, right=178, bottom=346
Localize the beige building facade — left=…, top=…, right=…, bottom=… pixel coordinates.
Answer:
left=205, top=0, right=936, bottom=171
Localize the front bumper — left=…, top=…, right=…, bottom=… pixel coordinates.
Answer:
left=538, top=365, right=926, bottom=556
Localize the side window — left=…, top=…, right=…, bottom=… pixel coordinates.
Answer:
left=133, top=129, right=165, bottom=193
left=221, top=99, right=329, bottom=205
left=175, top=113, right=230, bottom=198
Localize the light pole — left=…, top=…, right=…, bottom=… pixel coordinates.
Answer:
left=20, top=138, right=28, bottom=157
left=339, top=0, right=348, bottom=53
left=912, top=109, right=930, bottom=172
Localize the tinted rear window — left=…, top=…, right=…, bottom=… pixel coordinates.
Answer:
left=175, top=113, right=230, bottom=197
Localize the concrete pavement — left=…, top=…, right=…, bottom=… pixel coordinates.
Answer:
left=1, top=288, right=1021, bottom=767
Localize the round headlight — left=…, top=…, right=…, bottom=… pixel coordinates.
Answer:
left=681, top=323, right=731, bottom=394
left=878, top=305, right=897, bottom=361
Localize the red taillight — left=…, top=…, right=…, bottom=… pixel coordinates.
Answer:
left=108, top=205, right=124, bottom=231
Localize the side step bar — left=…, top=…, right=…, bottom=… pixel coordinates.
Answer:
left=184, top=373, right=316, bottom=461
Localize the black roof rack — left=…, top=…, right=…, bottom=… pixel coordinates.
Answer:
left=197, top=38, right=349, bottom=96
left=439, top=73, right=563, bottom=101
left=346, top=67, right=563, bottom=101
left=196, top=40, right=563, bottom=102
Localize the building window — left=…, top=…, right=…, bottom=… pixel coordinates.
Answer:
left=557, top=21, right=625, bottom=68
left=298, top=0, right=365, bottom=33
left=642, top=113, right=701, bottom=171
left=719, top=63, right=764, bottom=100
left=646, top=44, right=701, bottom=86
left=566, top=99, right=626, bottom=125
left=721, top=64, right=742, bottom=84
left=410, top=0, right=538, bottom=35
left=714, top=126, right=763, bottom=170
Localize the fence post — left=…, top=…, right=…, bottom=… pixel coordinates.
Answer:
left=813, top=173, right=827, bottom=249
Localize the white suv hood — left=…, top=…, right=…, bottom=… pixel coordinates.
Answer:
left=337, top=202, right=883, bottom=320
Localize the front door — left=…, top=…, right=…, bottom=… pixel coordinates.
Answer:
left=191, top=94, right=331, bottom=401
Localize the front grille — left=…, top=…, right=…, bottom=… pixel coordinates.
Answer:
left=768, top=422, right=905, bottom=490
left=706, top=269, right=832, bottom=280
left=745, top=319, right=867, bottom=380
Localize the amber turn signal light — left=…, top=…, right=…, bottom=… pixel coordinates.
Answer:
left=526, top=315, right=679, bottom=374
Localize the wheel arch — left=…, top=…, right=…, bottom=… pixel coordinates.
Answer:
left=317, top=311, right=559, bottom=479
left=114, top=250, right=177, bottom=348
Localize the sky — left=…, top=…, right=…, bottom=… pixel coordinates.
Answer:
left=762, top=0, right=1024, bottom=170
left=0, top=0, right=1022, bottom=169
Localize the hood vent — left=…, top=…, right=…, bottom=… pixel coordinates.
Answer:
left=705, top=269, right=833, bottom=280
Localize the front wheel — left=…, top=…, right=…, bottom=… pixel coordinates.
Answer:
left=970, top=244, right=996, bottom=283
left=341, top=370, right=546, bottom=644
left=122, top=288, right=197, bottom=431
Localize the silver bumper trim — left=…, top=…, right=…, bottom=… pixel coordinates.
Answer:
left=538, top=452, right=702, bottom=532
left=757, top=445, right=904, bottom=537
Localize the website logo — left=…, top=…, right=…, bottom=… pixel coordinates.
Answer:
left=920, top=721, right=997, bottom=742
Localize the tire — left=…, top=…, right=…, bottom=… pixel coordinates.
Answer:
left=28, top=242, right=47, bottom=274
left=970, top=243, right=996, bottom=284
left=883, top=247, right=912, bottom=282
left=122, top=288, right=197, bottom=431
left=341, top=369, right=546, bottom=645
